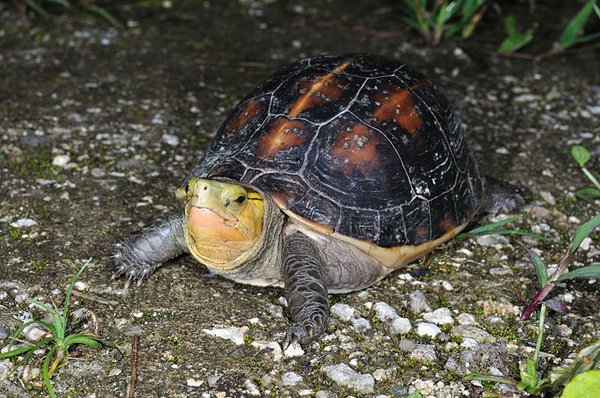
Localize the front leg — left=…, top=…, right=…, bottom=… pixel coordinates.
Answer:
left=112, top=214, right=187, bottom=287
left=282, top=232, right=330, bottom=346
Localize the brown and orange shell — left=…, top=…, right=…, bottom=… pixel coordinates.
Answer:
left=182, top=54, right=484, bottom=249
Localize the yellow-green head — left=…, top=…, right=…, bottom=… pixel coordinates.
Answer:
left=177, top=177, right=265, bottom=271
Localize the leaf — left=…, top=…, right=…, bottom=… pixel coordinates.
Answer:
left=551, top=339, right=600, bottom=385
left=63, top=258, right=91, bottom=318
left=47, top=0, right=71, bottom=7
left=561, top=370, right=600, bottom=397
left=558, top=264, right=600, bottom=281
left=595, top=3, right=600, bottom=19
left=464, top=215, right=522, bottom=234
left=87, top=4, right=124, bottom=29
left=520, top=283, right=554, bottom=321
left=518, top=242, right=548, bottom=286
left=560, top=0, right=596, bottom=49
left=569, top=214, right=600, bottom=254
left=543, top=299, right=569, bottom=314
left=571, top=145, right=591, bottom=167
left=498, top=19, right=537, bottom=53
left=575, top=187, right=600, bottom=201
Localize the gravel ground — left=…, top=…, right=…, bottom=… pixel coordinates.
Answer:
left=1, top=1, right=599, bottom=397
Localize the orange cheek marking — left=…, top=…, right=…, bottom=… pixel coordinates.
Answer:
left=189, top=207, right=246, bottom=241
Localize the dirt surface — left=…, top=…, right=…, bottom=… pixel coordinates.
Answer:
left=0, top=1, right=598, bottom=397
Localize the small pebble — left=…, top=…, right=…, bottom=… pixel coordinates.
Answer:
left=186, top=378, right=203, bottom=387
left=321, top=363, right=374, bottom=394
left=423, top=308, right=454, bottom=325
left=389, top=317, right=412, bottom=335
left=251, top=340, right=282, bottom=361
left=373, top=302, right=399, bottom=322
left=202, top=326, right=248, bottom=345
left=284, top=342, right=304, bottom=357
left=162, top=134, right=179, bottom=146
left=244, top=379, right=260, bottom=396
left=281, top=371, right=303, bottom=386
left=351, top=317, right=371, bottom=332
left=410, top=344, right=437, bottom=362
left=330, top=303, right=355, bottom=322
left=10, top=218, right=37, bottom=228
left=52, top=154, right=70, bottom=168
left=416, top=322, right=442, bottom=338
left=409, top=290, right=432, bottom=314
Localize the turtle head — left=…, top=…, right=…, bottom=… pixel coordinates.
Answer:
left=177, top=177, right=265, bottom=271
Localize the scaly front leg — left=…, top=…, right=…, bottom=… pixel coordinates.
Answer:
left=112, top=214, right=187, bottom=287
left=282, top=232, right=330, bottom=346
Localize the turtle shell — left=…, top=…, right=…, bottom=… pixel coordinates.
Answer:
left=185, top=54, right=484, bottom=249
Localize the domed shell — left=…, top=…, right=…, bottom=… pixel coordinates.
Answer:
left=185, top=54, right=484, bottom=249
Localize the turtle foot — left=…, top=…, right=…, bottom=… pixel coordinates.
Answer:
left=284, top=317, right=327, bottom=349
left=112, top=241, right=154, bottom=288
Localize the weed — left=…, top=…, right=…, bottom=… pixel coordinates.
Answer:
left=571, top=145, right=600, bottom=201
left=401, top=0, right=487, bottom=46
left=465, top=214, right=600, bottom=395
left=498, top=16, right=537, bottom=54
left=0, top=259, right=105, bottom=398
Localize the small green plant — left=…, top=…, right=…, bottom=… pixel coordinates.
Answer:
left=556, top=0, right=600, bottom=50
left=401, top=0, right=487, bottom=46
left=466, top=214, right=600, bottom=395
left=571, top=145, right=600, bottom=200
left=0, top=259, right=104, bottom=398
left=498, top=16, right=537, bottom=54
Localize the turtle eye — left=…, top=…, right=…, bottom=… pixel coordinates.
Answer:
left=233, top=195, right=246, bottom=204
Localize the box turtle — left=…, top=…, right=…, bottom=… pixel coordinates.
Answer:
left=113, top=54, right=521, bottom=345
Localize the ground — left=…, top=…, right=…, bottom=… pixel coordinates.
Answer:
left=0, top=1, right=599, bottom=397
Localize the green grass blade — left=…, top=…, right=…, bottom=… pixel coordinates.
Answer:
left=569, top=213, right=600, bottom=254
left=558, top=264, right=600, bottom=281
left=560, top=0, right=595, bottom=49
left=518, top=242, right=548, bottom=286
left=63, top=258, right=91, bottom=318
left=504, top=15, right=517, bottom=38
left=26, top=0, right=50, bottom=19
left=594, top=3, right=600, bottom=19
left=29, top=298, right=54, bottom=314
left=575, top=187, right=600, bottom=201
left=42, top=345, right=59, bottom=398
left=63, top=334, right=103, bottom=349
left=464, top=215, right=522, bottom=234
left=87, top=4, right=124, bottom=29
left=573, top=31, right=600, bottom=45
left=0, top=344, right=37, bottom=358
left=47, top=0, right=71, bottom=7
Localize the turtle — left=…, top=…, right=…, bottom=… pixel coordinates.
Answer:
left=112, top=54, right=521, bottom=345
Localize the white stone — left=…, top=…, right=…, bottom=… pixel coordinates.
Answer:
left=202, top=326, right=248, bottom=345
left=351, top=317, right=371, bottom=331
left=389, top=317, right=412, bottom=335
left=460, top=337, right=479, bottom=349
left=186, top=378, right=203, bottom=387
left=373, top=302, right=399, bottom=322
left=457, top=313, right=477, bottom=325
left=476, top=234, right=511, bottom=249
left=74, top=281, right=88, bottom=291
left=284, top=342, right=304, bottom=357
left=409, top=344, right=437, bottom=362
left=251, top=340, right=282, bottom=361
left=10, top=218, right=37, bottom=228
left=330, top=303, right=355, bottom=322
left=161, top=134, right=179, bottom=146
left=423, top=308, right=454, bottom=325
left=52, top=154, right=71, bottom=168
left=244, top=379, right=260, bottom=396
left=281, top=371, right=303, bottom=386
left=321, top=363, right=374, bottom=394
left=409, top=290, right=432, bottom=314
left=416, top=322, right=442, bottom=338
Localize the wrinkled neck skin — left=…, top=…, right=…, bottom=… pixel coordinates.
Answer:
left=184, top=182, right=285, bottom=282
